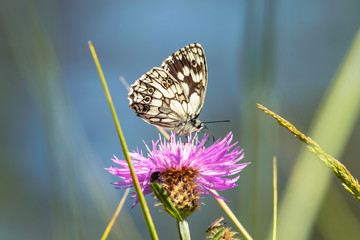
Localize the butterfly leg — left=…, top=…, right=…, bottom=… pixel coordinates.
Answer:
left=204, top=126, right=215, bottom=142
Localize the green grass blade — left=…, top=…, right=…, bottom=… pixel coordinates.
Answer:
left=272, top=157, right=278, bottom=240
left=258, top=104, right=360, bottom=200
left=88, top=42, right=158, bottom=240
left=265, top=28, right=360, bottom=240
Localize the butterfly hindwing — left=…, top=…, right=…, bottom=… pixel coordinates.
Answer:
left=128, top=67, right=190, bottom=129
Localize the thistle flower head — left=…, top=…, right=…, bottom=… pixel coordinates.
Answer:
left=206, top=227, right=239, bottom=240
left=106, top=132, right=249, bottom=217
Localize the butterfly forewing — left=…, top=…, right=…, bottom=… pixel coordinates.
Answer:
left=128, top=43, right=208, bottom=135
left=160, top=43, right=208, bottom=118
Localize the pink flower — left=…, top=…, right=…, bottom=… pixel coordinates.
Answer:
left=106, top=132, right=249, bottom=210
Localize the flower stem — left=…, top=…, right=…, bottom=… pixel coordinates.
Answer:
left=177, top=219, right=191, bottom=240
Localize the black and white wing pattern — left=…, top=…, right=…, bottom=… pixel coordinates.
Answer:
left=160, top=43, right=208, bottom=118
left=128, top=43, right=208, bottom=135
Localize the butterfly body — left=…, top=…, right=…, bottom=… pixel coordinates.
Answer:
left=128, top=43, right=208, bottom=135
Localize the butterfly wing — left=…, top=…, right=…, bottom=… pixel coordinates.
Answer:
left=128, top=67, right=190, bottom=129
left=160, top=43, right=208, bottom=118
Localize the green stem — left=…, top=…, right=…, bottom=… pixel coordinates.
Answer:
left=89, top=42, right=158, bottom=240
left=177, top=219, right=191, bottom=240
left=273, top=156, right=278, bottom=240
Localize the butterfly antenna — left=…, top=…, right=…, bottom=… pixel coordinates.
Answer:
left=203, top=120, right=230, bottom=124
left=202, top=120, right=230, bottom=141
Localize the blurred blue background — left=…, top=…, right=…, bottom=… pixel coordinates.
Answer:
left=1, top=0, right=360, bottom=239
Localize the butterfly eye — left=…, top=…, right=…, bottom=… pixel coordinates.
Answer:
left=147, top=87, right=155, bottom=94
left=143, top=96, right=152, bottom=103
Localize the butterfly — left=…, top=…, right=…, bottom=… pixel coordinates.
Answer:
left=128, top=43, right=208, bottom=136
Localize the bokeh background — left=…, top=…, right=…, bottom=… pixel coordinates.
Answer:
left=1, top=1, right=360, bottom=239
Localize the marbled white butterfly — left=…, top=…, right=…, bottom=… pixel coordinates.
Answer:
left=128, top=43, right=208, bottom=135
